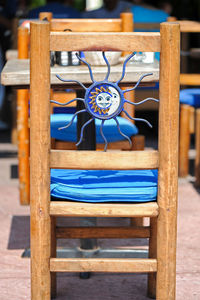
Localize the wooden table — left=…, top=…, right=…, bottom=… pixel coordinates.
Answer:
left=1, top=59, right=159, bottom=87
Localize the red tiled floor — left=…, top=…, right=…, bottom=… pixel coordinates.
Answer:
left=0, top=143, right=200, bottom=299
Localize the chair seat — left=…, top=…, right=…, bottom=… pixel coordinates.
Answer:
left=51, top=169, right=158, bottom=203
left=180, top=89, right=200, bottom=108
left=50, top=114, right=138, bottom=143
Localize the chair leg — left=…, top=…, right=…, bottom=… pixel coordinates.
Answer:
left=195, top=109, right=200, bottom=186
left=179, top=104, right=191, bottom=177
left=156, top=209, right=177, bottom=300
left=51, top=217, right=57, bottom=299
left=31, top=216, right=51, bottom=300
left=17, top=89, right=30, bottom=205
left=189, top=106, right=195, bottom=134
left=147, top=217, right=157, bottom=299
left=51, top=138, right=56, bottom=149
left=131, top=135, right=145, bottom=151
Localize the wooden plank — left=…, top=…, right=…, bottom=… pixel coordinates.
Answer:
left=178, top=20, right=200, bottom=32
left=50, top=201, right=159, bottom=217
left=195, top=109, right=200, bottom=186
left=50, top=258, right=157, bottom=273
left=39, top=12, right=52, bottom=22
left=50, top=32, right=160, bottom=52
left=157, top=23, right=180, bottom=300
left=1, top=58, right=159, bottom=86
left=56, top=226, right=150, bottom=239
left=180, top=73, right=200, bottom=86
left=17, top=26, right=30, bottom=205
left=148, top=217, right=157, bottom=298
left=50, top=150, right=159, bottom=170
left=53, top=140, right=134, bottom=151
left=134, top=23, right=160, bottom=30
left=121, top=12, right=134, bottom=57
left=51, top=18, right=122, bottom=32
left=30, top=21, right=51, bottom=300
left=50, top=217, right=57, bottom=298
left=168, top=20, right=200, bottom=32
left=179, top=104, right=190, bottom=177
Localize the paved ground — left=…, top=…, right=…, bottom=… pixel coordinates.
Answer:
left=0, top=140, right=200, bottom=300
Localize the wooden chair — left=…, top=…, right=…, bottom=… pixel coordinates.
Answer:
left=30, top=21, right=180, bottom=299
left=17, top=12, right=143, bottom=205
left=167, top=20, right=200, bottom=181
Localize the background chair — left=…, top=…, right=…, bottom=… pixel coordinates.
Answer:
left=167, top=20, right=200, bottom=182
left=17, top=12, right=142, bottom=205
left=30, top=21, right=180, bottom=299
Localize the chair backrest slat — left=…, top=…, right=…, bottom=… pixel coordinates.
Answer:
left=50, top=150, right=159, bottom=170
left=51, top=19, right=122, bottom=32
left=50, top=32, right=160, bottom=52
left=178, top=20, right=200, bottom=32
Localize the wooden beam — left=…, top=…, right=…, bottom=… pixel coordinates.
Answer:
left=134, top=23, right=160, bottom=30
left=50, top=32, right=160, bottom=52
left=50, top=201, right=159, bottom=217
left=178, top=20, right=200, bottom=32
left=50, top=150, right=159, bottom=170
left=56, top=226, right=150, bottom=239
left=157, top=22, right=180, bottom=300
left=180, top=74, right=200, bottom=86
left=30, top=21, right=51, bottom=300
left=50, top=258, right=157, bottom=273
left=51, top=18, right=122, bottom=32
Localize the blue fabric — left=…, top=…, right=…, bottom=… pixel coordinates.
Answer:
left=180, top=89, right=200, bottom=108
left=51, top=169, right=158, bottom=202
left=131, top=5, right=168, bottom=26
left=81, top=1, right=131, bottom=19
left=50, top=114, right=138, bottom=143
left=137, top=82, right=159, bottom=90
left=27, top=3, right=81, bottom=19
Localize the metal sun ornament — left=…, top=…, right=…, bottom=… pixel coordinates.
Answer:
left=51, top=52, right=159, bottom=151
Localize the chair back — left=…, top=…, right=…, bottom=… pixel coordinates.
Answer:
left=30, top=20, right=180, bottom=200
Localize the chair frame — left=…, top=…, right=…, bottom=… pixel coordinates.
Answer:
left=167, top=19, right=200, bottom=181
left=30, top=21, right=180, bottom=299
left=17, top=12, right=143, bottom=206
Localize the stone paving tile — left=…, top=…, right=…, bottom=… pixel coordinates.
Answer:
left=0, top=144, right=200, bottom=299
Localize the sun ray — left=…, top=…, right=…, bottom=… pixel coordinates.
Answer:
left=123, top=109, right=153, bottom=128
left=76, top=118, right=94, bottom=146
left=75, top=53, right=95, bottom=83
left=56, top=74, right=87, bottom=90
left=102, top=52, right=110, bottom=81
left=124, top=97, right=159, bottom=106
left=58, top=109, right=87, bottom=130
left=114, top=117, right=132, bottom=148
left=116, top=52, right=136, bottom=84
left=122, top=73, right=153, bottom=93
left=100, top=120, right=108, bottom=151
left=50, top=98, right=85, bottom=106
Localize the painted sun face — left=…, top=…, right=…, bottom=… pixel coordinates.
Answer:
left=86, top=84, right=122, bottom=119
left=96, top=92, right=112, bottom=109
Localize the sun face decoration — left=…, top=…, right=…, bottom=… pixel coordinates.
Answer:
left=52, top=52, right=159, bottom=151
left=86, top=83, right=122, bottom=118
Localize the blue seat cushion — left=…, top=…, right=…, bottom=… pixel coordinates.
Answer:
left=180, top=89, right=200, bottom=108
left=51, top=169, right=158, bottom=203
left=51, top=114, right=138, bottom=143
